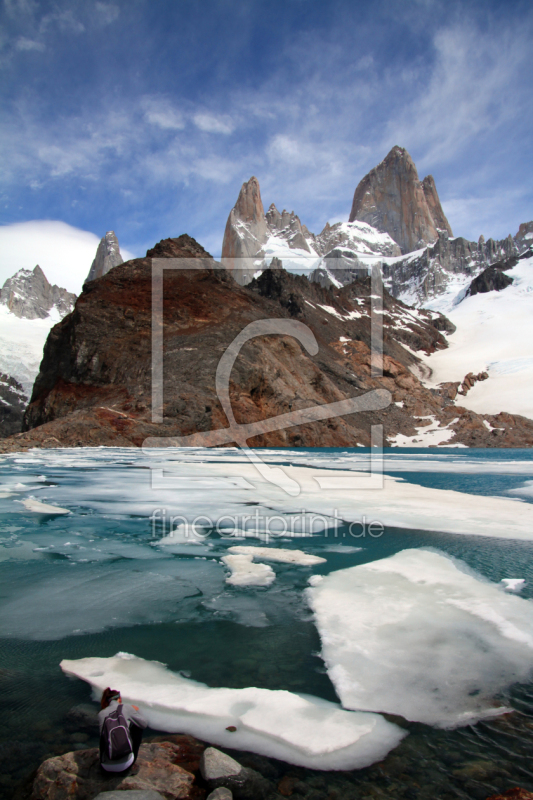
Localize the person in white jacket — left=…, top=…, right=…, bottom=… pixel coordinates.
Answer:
left=98, top=687, right=148, bottom=772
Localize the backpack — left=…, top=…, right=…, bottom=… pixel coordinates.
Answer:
left=101, top=705, right=133, bottom=761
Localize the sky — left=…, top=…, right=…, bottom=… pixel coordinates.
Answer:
left=1, top=0, right=532, bottom=294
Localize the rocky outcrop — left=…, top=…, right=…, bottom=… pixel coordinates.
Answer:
left=422, top=175, right=451, bottom=234
left=265, top=205, right=312, bottom=253
left=0, top=233, right=528, bottom=452
left=466, top=262, right=515, bottom=296
left=515, top=221, right=533, bottom=252
left=349, top=146, right=453, bottom=254
left=0, top=371, right=28, bottom=437
left=0, top=265, right=76, bottom=320
left=85, top=231, right=124, bottom=283
left=382, top=229, right=520, bottom=305
left=221, top=177, right=268, bottom=285
left=31, top=736, right=204, bottom=800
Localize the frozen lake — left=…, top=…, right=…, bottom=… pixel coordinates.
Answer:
left=1, top=446, right=533, bottom=797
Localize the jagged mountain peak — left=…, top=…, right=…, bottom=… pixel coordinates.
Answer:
left=349, top=146, right=452, bottom=254
left=0, top=264, right=76, bottom=320
left=85, top=230, right=123, bottom=283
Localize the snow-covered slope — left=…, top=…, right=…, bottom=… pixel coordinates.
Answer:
left=0, top=265, right=76, bottom=436
left=419, top=253, right=533, bottom=419
left=0, top=305, right=61, bottom=400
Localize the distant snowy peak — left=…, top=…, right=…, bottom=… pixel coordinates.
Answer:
left=265, top=204, right=314, bottom=253
left=314, top=220, right=401, bottom=258
left=85, top=230, right=123, bottom=283
left=0, top=264, right=76, bottom=320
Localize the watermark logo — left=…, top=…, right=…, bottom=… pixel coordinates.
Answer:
left=143, top=257, right=390, bottom=495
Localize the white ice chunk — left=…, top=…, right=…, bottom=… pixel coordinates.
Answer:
left=20, top=497, right=70, bottom=514
left=227, top=546, right=326, bottom=566
left=60, top=653, right=406, bottom=770
left=501, top=579, right=526, bottom=592
left=307, top=549, right=533, bottom=728
left=221, top=554, right=275, bottom=587
left=155, top=523, right=207, bottom=547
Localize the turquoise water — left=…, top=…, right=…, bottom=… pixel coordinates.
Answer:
left=1, top=447, right=533, bottom=799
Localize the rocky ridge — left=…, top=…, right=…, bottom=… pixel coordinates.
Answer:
left=85, top=231, right=123, bottom=283
left=1, top=234, right=532, bottom=453
left=349, top=145, right=453, bottom=254
left=381, top=229, right=524, bottom=307
left=0, top=265, right=76, bottom=320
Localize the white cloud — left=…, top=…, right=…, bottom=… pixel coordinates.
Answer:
left=192, top=156, right=236, bottom=183
left=95, top=2, right=119, bottom=25
left=4, top=0, right=38, bottom=17
left=385, top=24, right=527, bottom=168
left=193, top=112, right=235, bottom=134
left=142, top=96, right=185, bottom=131
left=0, top=221, right=135, bottom=294
left=15, top=37, right=45, bottom=51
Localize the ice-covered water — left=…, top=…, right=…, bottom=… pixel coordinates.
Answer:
left=1, top=447, right=533, bottom=796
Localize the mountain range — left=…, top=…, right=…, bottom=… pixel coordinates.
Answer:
left=221, top=146, right=529, bottom=309
left=0, top=148, right=532, bottom=449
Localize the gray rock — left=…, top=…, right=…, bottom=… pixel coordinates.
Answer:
left=65, top=703, right=99, bottom=731
left=85, top=231, right=124, bottom=283
left=199, top=747, right=270, bottom=800
left=0, top=265, right=76, bottom=320
left=93, top=792, right=166, bottom=800
left=200, top=748, right=242, bottom=781
left=206, top=789, right=233, bottom=800
left=0, top=371, right=27, bottom=438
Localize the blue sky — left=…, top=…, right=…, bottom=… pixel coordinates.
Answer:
left=1, top=0, right=532, bottom=290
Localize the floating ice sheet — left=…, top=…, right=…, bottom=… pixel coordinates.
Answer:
left=60, top=653, right=406, bottom=770
left=227, top=546, right=326, bottom=566
left=221, top=553, right=275, bottom=586
left=20, top=497, right=70, bottom=514
left=307, top=549, right=533, bottom=728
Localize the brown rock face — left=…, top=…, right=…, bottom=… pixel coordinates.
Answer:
left=31, top=738, right=201, bottom=800
left=1, top=232, right=531, bottom=453
left=221, top=176, right=268, bottom=284
left=349, top=146, right=453, bottom=254
left=422, top=175, right=453, bottom=235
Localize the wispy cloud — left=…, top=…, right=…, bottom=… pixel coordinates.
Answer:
left=193, top=112, right=235, bottom=135
left=0, top=0, right=531, bottom=257
left=386, top=23, right=530, bottom=169
left=15, top=36, right=44, bottom=51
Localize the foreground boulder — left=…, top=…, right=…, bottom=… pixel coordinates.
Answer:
left=199, top=747, right=270, bottom=800
left=32, top=737, right=203, bottom=800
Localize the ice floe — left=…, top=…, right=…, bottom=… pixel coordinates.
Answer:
left=60, top=653, right=406, bottom=770
left=227, top=545, right=326, bottom=566
left=307, top=549, right=533, bottom=728
left=501, top=578, right=526, bottom=592
left=221, top=553, right=275, bottom=587
left=20, top=497, right=70, bottom=514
